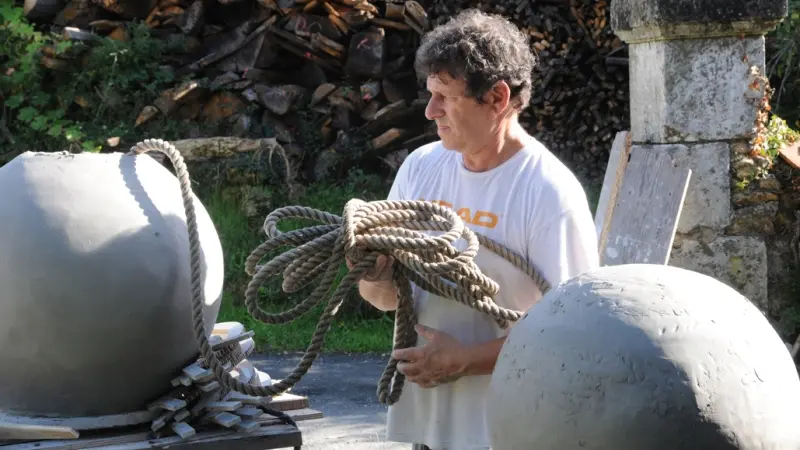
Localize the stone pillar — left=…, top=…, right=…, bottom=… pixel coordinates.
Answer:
left=610, top=0, right=788, bottom=310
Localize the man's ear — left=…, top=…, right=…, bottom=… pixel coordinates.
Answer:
left=487, top=81, right=511, bottom=114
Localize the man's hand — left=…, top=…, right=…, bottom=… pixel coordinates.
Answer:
left=392, top=324, right=468, bottom=388
left=346, top=254, right=394, bottom=282
left=348, top=254, right=398, bottom=311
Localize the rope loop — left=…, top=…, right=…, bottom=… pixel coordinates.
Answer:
left=128, top=138, right=552, bottom=405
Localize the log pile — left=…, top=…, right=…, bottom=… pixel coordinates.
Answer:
left=22, top=0, right=628, bottom=185
left=24, top=0, right=435, bottom=182
left=422, top=0, right=629, bottom=183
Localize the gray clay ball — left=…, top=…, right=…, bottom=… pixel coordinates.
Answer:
left=0, top=152, right=224, bottom=419
left=488, top=263, right=800, bottom=450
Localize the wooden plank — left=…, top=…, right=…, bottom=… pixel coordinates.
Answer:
left=0, top=410, right=155, bottom=432
left=594, top=131, right=632, bottom=251
left=124, top=424, right=301, bottom=450
left=778, top=141, right=800, bottom=169
left=599, top=146, right=692, bottom=266
left=268, top=393, right=309, bottom=411
left=0, top=424, right=79, bottom=441
left=0, top=408, right=320, bottom=450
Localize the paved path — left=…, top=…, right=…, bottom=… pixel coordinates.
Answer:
left=251, top=352, right=409, bottom=450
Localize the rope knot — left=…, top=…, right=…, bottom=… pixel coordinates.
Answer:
left=126, top=135, right=552, bottom=409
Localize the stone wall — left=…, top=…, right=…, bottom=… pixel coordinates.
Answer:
left=610, top=0, right=793, bottom=320
left=732, top=148, right=800, bottom=334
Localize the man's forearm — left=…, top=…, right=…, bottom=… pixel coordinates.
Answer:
left=457, top=337, right=507, bottom=377
left=357, top=279, right=399, bottom=311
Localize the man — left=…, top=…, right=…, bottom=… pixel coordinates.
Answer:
left=354, top=9, right=600, bottom=450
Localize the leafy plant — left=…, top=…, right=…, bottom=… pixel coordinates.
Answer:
left=0, top=5, right=89, bottom=151
left=752, top=114, right=800, bottom=162
left=766, top=0, right=800, bottom=126
left=0, top=5, right=187, bottom=156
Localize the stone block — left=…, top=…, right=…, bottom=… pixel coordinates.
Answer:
left=669, top=236, right=768, bottom=310
left=727, top=202, right=779, bottom=235
left=611, top=0, right=787, bottom=43
left=633, top=143, right=730, bottom=233
left=628, top=36, right=765, bottom=143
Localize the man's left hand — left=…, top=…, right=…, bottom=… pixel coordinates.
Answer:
left=392, top=324, right=468, bottom=388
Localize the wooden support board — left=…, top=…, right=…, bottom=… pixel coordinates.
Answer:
left=779, top=141, right=800, bottom=169
left=0, top=394, right=322, bottom=450
left=0, top=424, right=78, bottom=441
left=594, top=130, right=632, bottom=243
left=594, top=131, right=692, bottom=266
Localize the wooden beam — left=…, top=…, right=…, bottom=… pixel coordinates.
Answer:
left=599, top=146, right=692, bottom=266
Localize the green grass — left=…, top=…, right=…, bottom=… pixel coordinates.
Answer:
left=199, top=171, right=603, bottom=354
left=217, top=295, right=396, bottom=354
left=200, top=171, right=397, bottom=354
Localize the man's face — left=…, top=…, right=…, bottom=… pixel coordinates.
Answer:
left=424, top=73, right=497, bottom=155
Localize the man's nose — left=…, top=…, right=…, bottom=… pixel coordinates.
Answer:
left=425, top=97, right=443, bottom=120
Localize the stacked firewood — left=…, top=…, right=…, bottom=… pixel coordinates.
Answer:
left=23, top=0, right=627, bottom=184
left=422, top=0, right=629, bottom=183
left=24, top=0, right=435, bottom=181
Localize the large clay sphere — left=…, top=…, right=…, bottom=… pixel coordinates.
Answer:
left=0, top=151, right=224, bottom=418
left=488, top=264, right=800, bottom=450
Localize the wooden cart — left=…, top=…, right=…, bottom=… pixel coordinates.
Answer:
left=0, top=324, right=323, bottom=450
left=0, top=393, right=322, bottom=450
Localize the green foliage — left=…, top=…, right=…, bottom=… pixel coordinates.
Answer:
left=0, top=5, right=188, bottom=156
left=753, top=114, right=800, bottom=162
left=766, top=0, right=800, bottom=125
left=202, top=170, right=394, bottom=353
left=0, top=5, right=86, bottom=150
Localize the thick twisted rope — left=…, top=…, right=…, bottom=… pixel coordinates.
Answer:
left=129, top=138, right=551, bottom=405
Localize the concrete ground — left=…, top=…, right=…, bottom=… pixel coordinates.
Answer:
left=251, top=352, right=409, bottom=450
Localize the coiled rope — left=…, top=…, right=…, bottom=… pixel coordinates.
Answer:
left=129, top=138, right=552, bottom=406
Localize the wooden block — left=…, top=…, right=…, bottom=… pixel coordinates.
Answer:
left=205, top=401, right=243, bottom=412
left=239, top=338, right=255, bottom=356
left=151, top=411, right=176, bottom=432
left=210, top=331, right=255, bottom=351
left=173, top=409, right=190, bottom=423
left=212, top=321, right=245, bottom=339
left=170, top=422, right=196, bottom=439
left=599, top=146, right=691, bottom=266
left=207, top=412, right=241, bottom=428
left=257, top=408, right=324, bottom=425
left=268, top=393, right=310, bottom=411
left=198, top=381, right=221, bottom=393
left=235, top=406, right=264, bottom=418
left=223, top=392, right=264, bottom=406
left=171, top=374, right=192, bottom=387
left=232, top=361, right=256, bottom=384
left=148, top=397, right=186, bottom=413
left=182, top=362, right=214, bottom=383
left=189, top=391, right=223, bottom=417
left=234, top=420, right=260, bottom=433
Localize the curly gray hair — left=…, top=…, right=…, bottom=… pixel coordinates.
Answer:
left=414, top=9, right=537, bottom=111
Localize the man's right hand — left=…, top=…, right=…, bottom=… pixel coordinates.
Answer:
left=346, top=254, right=394, bottom=283
left=347, top=254, right=398, bottom=311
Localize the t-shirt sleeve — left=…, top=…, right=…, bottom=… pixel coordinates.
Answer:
left=386, top=152, right=415, bottom=201
left=528, top=207, right=600, bottom=288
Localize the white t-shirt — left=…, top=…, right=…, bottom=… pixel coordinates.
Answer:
left=384, top=138, right=600, bottom=450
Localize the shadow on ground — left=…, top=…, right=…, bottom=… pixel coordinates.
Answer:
left=251, top=352, right=409, bottom=449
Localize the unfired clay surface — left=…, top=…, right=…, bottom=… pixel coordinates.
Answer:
left=0, top=151, right=224, bottom=417
left=487, top=263, right=800, bottom=449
